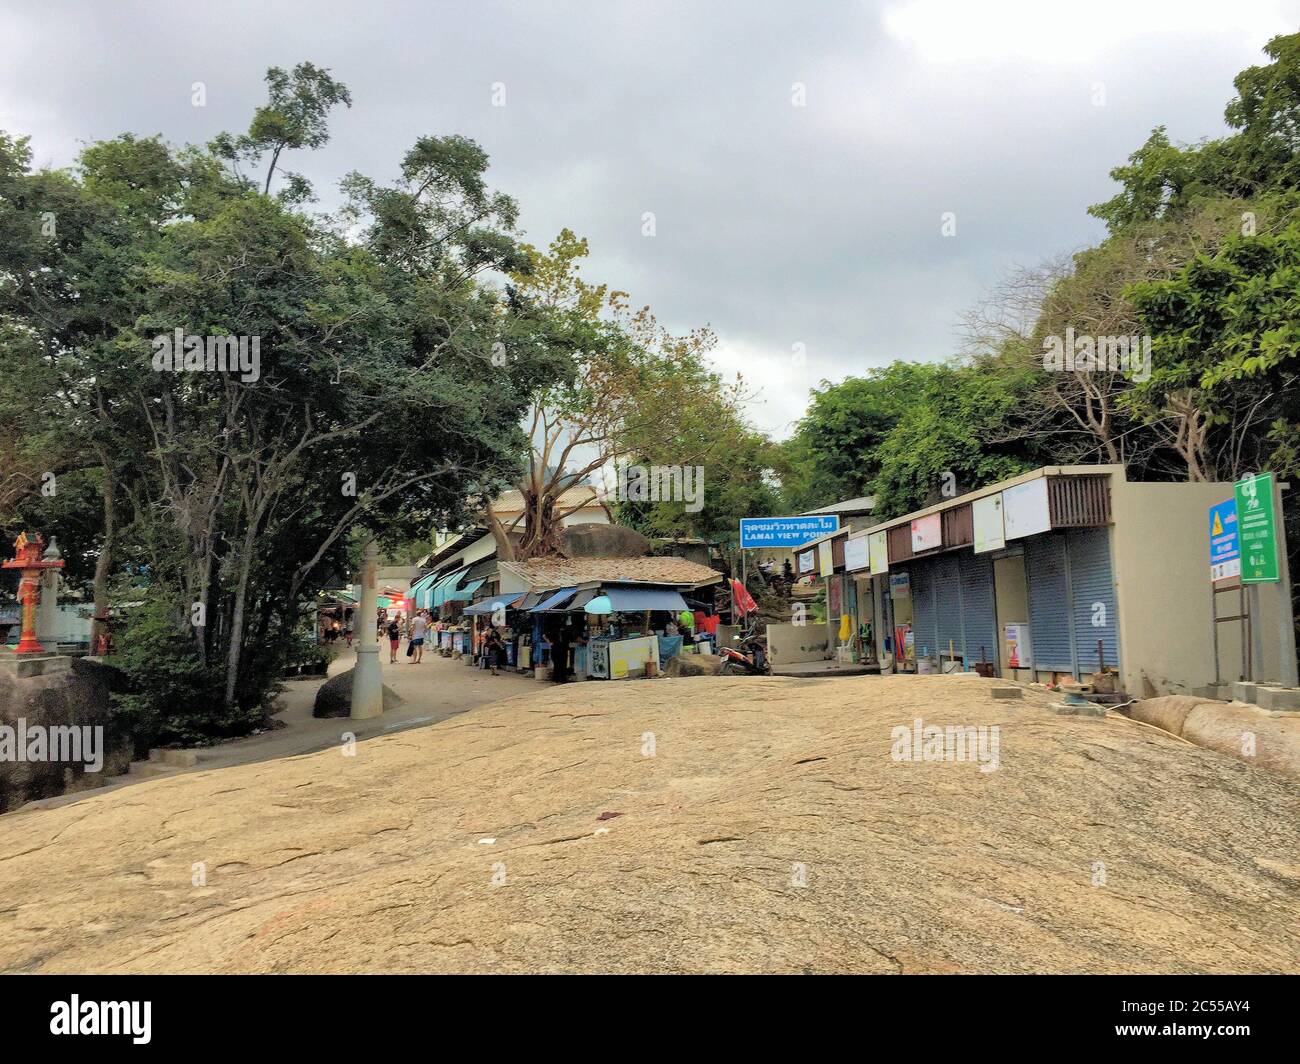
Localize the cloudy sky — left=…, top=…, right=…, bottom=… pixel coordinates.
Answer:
left=2, top=0, right=1296, bottom=438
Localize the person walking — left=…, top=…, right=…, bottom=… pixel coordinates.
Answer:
left=386, top=616, right=401, bottom=664
left=409, top=610, right=428, bottom=663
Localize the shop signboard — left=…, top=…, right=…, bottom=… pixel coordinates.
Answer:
left=1208, top=498, right=1240, bottom=583
left=868, top=530, right=889, bottom=574
left=844, top=534, right=869, bottom=572
left=818, top=541, right=834, bottom=577
left=1234, top=473, right=1280, bottom=583
left=973, top=493, right=1006, bottom=553
left=739, top=515, right=839, bottom=549
left=911, top=513, right=941, bottom=553
left=1004, top=622, right=1031, bottom=669
left=608, top=636, right=659, bottom=679
left=1002, top=479, right=1051, bottom=540
left=889, top=571, right=910, bottom=598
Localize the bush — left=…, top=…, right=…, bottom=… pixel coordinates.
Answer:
left=109, top=590, right=263, bottom=748
left=283, top=633, right=333, bottom=675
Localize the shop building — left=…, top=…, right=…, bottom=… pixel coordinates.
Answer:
left=793, top=465, right=1296, bottom=697
left=467, top=556, right=725, bottom=680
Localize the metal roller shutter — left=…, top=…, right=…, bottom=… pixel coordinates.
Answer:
left=909, top=560, right=938, bottom=659
left=1067, top=528, right=1120, bottom=674
left=934, top=554, right=963, bottom=659
left=1026, top=535, right=1075, bottom=672
left=958, top=551, right=997, bottom=667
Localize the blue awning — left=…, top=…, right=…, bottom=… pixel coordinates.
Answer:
left=603, top=585, right=689, bottom=613
left=530, top=586, right=577, bottom=613
left=463, top=594, right=523, bottom=617
left=445, top=577, right=484, bottom=604
left=408, top=570, right=439, bottom=606
left=416, top=566, right=468, bottom=609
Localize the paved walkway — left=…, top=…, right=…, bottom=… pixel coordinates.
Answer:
left=17, top=646, right=542, bottom=812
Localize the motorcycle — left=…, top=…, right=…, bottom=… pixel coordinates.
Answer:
left=718, top=625, right=770, bottom=676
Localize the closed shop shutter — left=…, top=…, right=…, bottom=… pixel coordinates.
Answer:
left=958, top=551, right=997, bottom=666
left=1026, top=535, right=1075, bottom=672
left=934, top=554, right=962, bottom=658
left=1067, top=528, right=1120, bottom=673
left=909, top=560, right=938, bottom=658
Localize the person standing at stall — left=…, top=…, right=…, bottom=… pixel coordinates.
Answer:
left=409, top=610, right=428, bottom=663
left=484, top=627, right=504, bottom=675
left=551, top=622, right=571, bottom=683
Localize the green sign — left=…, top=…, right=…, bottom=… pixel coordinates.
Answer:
left=1234, top=473, right=1280, bottom=583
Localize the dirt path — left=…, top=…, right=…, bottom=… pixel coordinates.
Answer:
left=1, top=674, right=1296, bottom=974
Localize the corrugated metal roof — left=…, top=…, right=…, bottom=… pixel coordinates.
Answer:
left=859, top=465, right=1125, bottom=538
left=800, top=496, right=876, bottom=515
left=498, top=556, right=723, bottom=590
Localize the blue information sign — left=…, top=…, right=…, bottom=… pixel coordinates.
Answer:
left=739, top=515, right=839, bottom=549
left=1208, top=498, right=1240, bottom=582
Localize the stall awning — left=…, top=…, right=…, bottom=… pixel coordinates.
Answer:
left=414, top=565, right=469, bottom=609
left=444, top=577, right=484, bottom=604
left=463, top=594, right=523, bottom=617
left=603, top=585, right=689, bottom=613
left=564, top=587, right=601, bottom=612
left=530, top=586, right=578, bottom=613
left=409, top=569, right=440, bottom=609
left=515, top=590, right=546, bottom=610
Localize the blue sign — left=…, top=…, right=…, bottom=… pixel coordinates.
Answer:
left=1208, top=498, right=1240, bottom=582
left=740, top=515, right=839, bottom=549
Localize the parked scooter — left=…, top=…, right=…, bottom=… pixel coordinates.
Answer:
left=719, top=623, right=770, bottom=676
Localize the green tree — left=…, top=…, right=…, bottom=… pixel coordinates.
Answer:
left=211, top=61, right=352, bottom=198
left=0, top=63, right=561, bottom=737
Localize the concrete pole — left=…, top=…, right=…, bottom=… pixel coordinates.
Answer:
left=36, top=537, right=61, bottom=645
left=1275, top=479, right=1298, bottom=688
left=351, top=539, right=383, bottom=719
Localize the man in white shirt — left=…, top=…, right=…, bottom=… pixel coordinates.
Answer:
left=410, top=612, right=429, bottom=663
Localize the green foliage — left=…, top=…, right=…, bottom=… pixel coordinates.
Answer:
left=1091, top=32, right=1300, bottom=234
left=1126, top=222, right=1300, bottom=477
left=778, top=363, right=935, bottom=511
left=108, top=590, right=242, bottom=748
left=211, top=62, right=352, bottom=198
left=777, top=359, right=1039, bottom=519
left=1, top=61, right=565, bottom=739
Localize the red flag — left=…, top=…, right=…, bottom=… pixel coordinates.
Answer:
left=730, top=578, right=758, bottom=616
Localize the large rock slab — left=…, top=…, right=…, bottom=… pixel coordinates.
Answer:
left=662, top=651, right=724, bottom=677
left=312, top=667, right=402, bottom=718
left=0, top=658, right=135, bottom=812
left=1, top=675, right=1297, bottom=974
left=1131, top=696, right=1300, bottom=781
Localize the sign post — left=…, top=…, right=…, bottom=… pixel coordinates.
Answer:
left=1208, top=499, right=1240, bottom=582
left=1235, top=473, right=1279, bottom=583
left=1231, top=473, right=1297, bottom=687
left=739, top=515, right=839, bottom=550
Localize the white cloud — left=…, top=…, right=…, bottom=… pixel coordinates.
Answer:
left=882, top=0, right=1296, bottom=63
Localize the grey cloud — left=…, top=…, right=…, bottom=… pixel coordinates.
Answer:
left=1, top=0, right=1291, bottom=437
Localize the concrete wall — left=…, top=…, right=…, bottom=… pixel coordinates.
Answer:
left=993, top=551, right=1031, bottom=681
left=765, top=622, right=830, bottom=665
left=1110, top=478, right=1296, bottom=697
